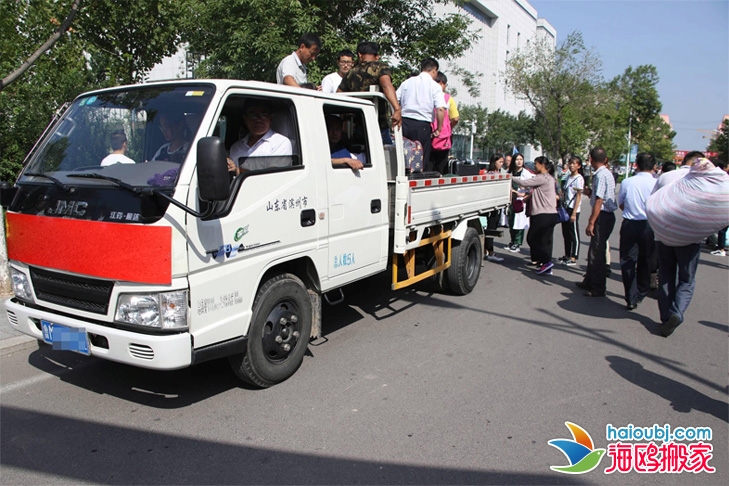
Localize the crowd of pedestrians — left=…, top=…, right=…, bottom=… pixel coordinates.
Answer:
left=274, top=34, right=729, bottom=338
left=501, top=147, right=728, bottom=338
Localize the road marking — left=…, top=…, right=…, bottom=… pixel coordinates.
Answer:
left=0, top=372, right=56, bottom=394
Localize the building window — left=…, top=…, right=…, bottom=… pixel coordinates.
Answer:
left=507, top=24, right=511, bottom=45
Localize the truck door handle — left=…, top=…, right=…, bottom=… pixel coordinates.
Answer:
left=371, top=199, right=381, bottom=213
left=300, top=209, right=316, bottom=227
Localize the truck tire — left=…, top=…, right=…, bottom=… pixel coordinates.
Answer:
left=228, top=273, right=312, bottom=388
left=447, top=227, right=482, bottom=295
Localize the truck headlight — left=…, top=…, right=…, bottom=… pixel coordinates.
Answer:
left=115, top=291, right=188, bottom=330
left=10, top=268, right=33, bottom=301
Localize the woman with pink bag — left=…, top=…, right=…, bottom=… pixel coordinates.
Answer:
left=429, top=72, right=459, bottom=175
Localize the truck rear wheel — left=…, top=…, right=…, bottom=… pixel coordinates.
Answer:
left=229, top=273, right=312, bottom=388
left=447, top=227, right=482, bottom=295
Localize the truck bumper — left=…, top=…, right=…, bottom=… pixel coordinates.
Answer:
left=5, top=299, right=192, bottom=370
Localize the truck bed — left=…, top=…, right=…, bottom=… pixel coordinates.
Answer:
left=391, top=173, right=512, bottom=253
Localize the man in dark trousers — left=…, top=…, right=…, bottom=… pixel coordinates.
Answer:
left=395, top=57, right=447, bottom=171
left=578, top=147, right=618, bottom=297
left=618, top=152, right=657, bottom=310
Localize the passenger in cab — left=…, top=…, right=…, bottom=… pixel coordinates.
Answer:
left=228, top=99, right=293, bottom=175
left=101, top=130, right=135, bottom=166
left=151, top=112, right=190, bottom=163
left=326, top=115, right=364, bottom=170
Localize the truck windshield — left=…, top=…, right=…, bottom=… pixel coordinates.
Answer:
left=20, top=84, right=214, bottom=189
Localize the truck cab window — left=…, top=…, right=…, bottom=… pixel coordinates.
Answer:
left=221, top=96, right=300, bottom=176
left=323, top=106, right=370, bottom=169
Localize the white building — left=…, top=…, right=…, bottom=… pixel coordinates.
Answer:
left=434, top=0, right=556, bottom=160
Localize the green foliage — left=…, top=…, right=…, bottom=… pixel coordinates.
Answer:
left=77, top=0, right=183, bottom=84
left=505, top=31, right=602, bottom=162
left=453, top=104, right=537, bottom=157
left=0, top=0, right=184, bottom=180
left=707, top=118, right=729, bottom=164
left=180, top=0, right=477, bottom=86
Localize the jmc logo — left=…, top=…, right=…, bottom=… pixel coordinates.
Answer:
left=46, top=200, right=88, bottom=216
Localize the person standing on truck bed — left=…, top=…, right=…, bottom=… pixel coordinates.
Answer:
left=227, top=99, right=292, bottom=175
left=321, top=49, right=354, bottom=94
left=338, top=41, right=402, bottom=144
left=396, top=57, right=447, bottom=172
left=276, top=33, right=322, bottom=88
left=429, top=71, right=459, bottom=176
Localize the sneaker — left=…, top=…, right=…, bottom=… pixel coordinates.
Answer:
left=565, top=259, right=577, bottom=266
left=508, top=245, right=521, bottom=253
left=504, top=244, right=515, bottom=251
left=710, top=249, right=726, bottom=256
left=536, top=261, right=554, bottom=275
left=487, top=254, right=504, bottom=262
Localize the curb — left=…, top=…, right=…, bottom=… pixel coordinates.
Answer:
left=0, top=334, right=36, bottom=352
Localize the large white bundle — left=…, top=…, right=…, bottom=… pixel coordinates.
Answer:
left=647, top=159, right=729, bottom=247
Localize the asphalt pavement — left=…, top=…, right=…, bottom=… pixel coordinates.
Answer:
left=1, top=208, right=727, bottom=484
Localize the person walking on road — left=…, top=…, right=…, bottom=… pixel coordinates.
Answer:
left=577, top=147, right=617, bottom=297
left=512, top=156, right=560, bottom=276
left=558, top=155, right=584, bottom=266
left=505, top=152, right=532, bottom=253
left=647, top=157, right=729, bottom=337
left=618, top=153, right=657, bottom=310
left=484, top=153, right=506, bottom=263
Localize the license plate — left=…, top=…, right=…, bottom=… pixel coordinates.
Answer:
left=41, top=320, right=90, bottom=355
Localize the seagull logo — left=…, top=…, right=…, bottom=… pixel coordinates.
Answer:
left=548, top=422, right=606, bottom=474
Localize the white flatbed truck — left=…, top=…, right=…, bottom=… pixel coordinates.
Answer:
left=1, top=80, right=510, bottom=387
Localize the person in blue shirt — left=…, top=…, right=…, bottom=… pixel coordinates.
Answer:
left=326, top=115, right=364, bottom=170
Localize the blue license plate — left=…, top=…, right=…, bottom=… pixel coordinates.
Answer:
left=41, top=320, right=90, bottom=355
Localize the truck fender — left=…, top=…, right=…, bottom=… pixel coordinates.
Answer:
left=451, top=217, right=484, bottom=241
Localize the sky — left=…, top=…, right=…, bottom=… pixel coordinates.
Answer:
left=529, top=0, right=729, bottom=151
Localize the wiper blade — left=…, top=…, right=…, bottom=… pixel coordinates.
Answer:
left=66, top=172, right=143, bottom=195
left=23, top=172, right=73, bottom=193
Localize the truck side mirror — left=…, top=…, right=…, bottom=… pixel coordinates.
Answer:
left=196, top=137, right=231, bottom=202
left=0, top=181, right=18, bottom=209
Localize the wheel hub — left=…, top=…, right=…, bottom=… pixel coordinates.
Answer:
left=261, top=302, right=301, bottom=362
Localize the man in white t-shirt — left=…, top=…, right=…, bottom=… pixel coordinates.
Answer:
left=228, top=100, right=293, bottom=174
left=396, top=57, right=446, bottom=171
left=276, top=33, right=321, bottom=87
left=321, top=49, right=354, bottom=94
left=100, top=130, right=135, bottom=166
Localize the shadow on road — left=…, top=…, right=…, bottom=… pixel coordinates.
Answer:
left=605, top=356, right=728, bottom=423
left=0, top=406, right=580, bottom=485
left=698, top=320, right=729, bottom=333
left=26, top=342, right=243, bottom=408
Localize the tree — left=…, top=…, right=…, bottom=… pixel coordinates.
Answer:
left=1, top=1, right=186, bottom=180
left=180, top=0, right=477, bottom=86
left=0, top=0, right=82, bottom=91
left=603, top=65, right=676, bottom=161
left=707, top=118, right=729, bottom=164
left=504, top=31, right=602, bottom=162
left=76, top=0, right=183, bottom=85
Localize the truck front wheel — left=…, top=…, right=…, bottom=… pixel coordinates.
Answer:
left=447, top=227, right=482, bottom=295
left=229, top=273, right=312, bottom=387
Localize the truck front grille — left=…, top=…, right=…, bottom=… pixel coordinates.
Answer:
left=30, top=267, right=113, bottom=315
